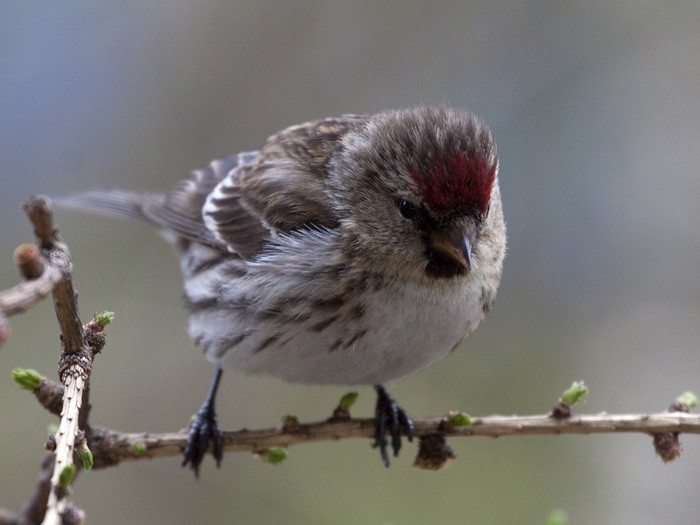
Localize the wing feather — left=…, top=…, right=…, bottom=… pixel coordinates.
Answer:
left=203, top=116, right=368, bottom=257
left=139, top=153, right=243, bottom=248
left=58, top=117, right=369, bottom=259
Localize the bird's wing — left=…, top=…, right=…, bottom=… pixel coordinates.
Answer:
left=57, top=116, right=368, bottom=258
left=201, top=116, right=368, bottom=258
left=139, top=153, right=245, bottom=249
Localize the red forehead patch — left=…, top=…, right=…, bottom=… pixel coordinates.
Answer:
left=411, top=152, right=496, bottom=214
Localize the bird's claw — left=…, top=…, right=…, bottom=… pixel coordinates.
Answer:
left=182, top=400, right=223, bottom=476
left=372, top=385, right=415, bottom=467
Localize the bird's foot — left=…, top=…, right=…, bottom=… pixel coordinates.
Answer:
left=182, top=399, right=223, bottom=476
left=372, top=385, right=415, bottom=467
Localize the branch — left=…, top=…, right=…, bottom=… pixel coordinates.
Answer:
left=17, top=197, right=89, bottom=525
left=23, top=196, right=85, bottom=353
left=0, top=243, right=62, bottom=345
left=1, top=196, right=98, bottom=524
left=78, top=411, right=700, bottom=469
left=0, top=263, right=62, bottom=318
left=16, top=374, right=699, bottom=468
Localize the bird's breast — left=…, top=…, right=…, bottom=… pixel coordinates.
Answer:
left=203, top=275, right=487, bottom=385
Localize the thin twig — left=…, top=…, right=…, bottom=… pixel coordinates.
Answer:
left=13, top=196, right=92, bottom=525
left=83, top=412, right=700, bottom=468
left=0, top=197, right=83, bottom=348
left=22, top=197, right=85, bottom=353
left=20, top=375, right=697, bottom=466
left=0, top=239, right=62, bottom=347
left=0, top=266, right=62, bottom=318
left=1, top=196, right=98, bottom=523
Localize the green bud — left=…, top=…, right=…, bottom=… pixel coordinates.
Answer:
left=282, top=415, right=298, bottom=425
left=58, top=464, right=77, bottom=488
left=447, top=411, right=473, bottom=427
left=131, top=442, right=147, bottom=455
left=561, top=381, right=588, bottom=406
left=676, top=391, right=698, bottom=409
left=338, top=392, right=359, bottom=410
left=264, top=448, right=288, bottom=465
left=546, top=509, right=568, bottom=525
left=94, top=311, right=115, bottom=327
left=77, top=443, right=94, bottom=470
left=11, top=368, right=43, bottom=390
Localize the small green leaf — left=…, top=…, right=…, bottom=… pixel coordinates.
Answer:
left=546, top=509, right=568, bottom=525
left=11, top=368, right=43, bottom=390
left=131, top=442, right=147, bottom=455
left=447, top=411, right=473, bottom=427
left=282, top=415, right=299, bottom=425
left=94, top=311, right=115, bottom=326
left=339, top=392, right=359, bottom=410
left=58, top=464, right=77, bottom=488
left=676, top=391, right=698, bottom=409
left=561, top=381, right=588, bottom=405
left=264, top=448, right=288, bottom=465
left=77, top=444, right=94, bottom=470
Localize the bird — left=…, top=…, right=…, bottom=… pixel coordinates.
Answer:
left=56, top=105, right=506, bottom=473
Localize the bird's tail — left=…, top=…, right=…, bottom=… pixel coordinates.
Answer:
left=53, top=190, right=162, bottom=222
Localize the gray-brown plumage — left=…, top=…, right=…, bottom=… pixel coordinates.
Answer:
left=57, top=106, right=506, bottom=471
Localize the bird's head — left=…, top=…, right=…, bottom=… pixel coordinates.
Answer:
left=329, top=106, right=503, bottom=281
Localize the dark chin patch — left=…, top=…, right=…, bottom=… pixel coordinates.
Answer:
left=425, top=251, right=468, bottom=279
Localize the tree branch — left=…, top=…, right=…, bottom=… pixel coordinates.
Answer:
left=20, top=197, right=90, bottom=525
left=2, top=196, right=97, bottom=524
left=0, top=265, right=62, bottom=319
left=0, top=248, right=62, bottom=345
left=80, top=411, right=700, bottom=469
left=22, top=197, right=85, bottom=353
left=19, top=370, right=700, bottom=468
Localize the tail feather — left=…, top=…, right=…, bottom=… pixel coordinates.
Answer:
left=54, top=190, right=223, bottom=249
left=53, top=190, right=162, bottom=221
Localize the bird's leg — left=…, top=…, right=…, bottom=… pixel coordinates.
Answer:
left=372, top=385, right=415, bottom=467
left=182, top=365, right=224, bottom=476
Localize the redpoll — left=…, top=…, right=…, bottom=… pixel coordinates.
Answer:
left=57, top=106, right=506, bottom=472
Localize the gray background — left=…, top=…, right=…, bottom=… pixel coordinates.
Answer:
left=2, top=2, right=700, bottom=524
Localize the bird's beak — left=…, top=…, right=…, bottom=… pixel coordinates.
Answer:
left=427, top=227, right=472, bottom=271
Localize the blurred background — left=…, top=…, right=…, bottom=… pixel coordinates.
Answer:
left=2, top=2, right=700, bottom=523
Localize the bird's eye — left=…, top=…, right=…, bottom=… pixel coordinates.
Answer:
left=399, top=199, right=418, bottom=220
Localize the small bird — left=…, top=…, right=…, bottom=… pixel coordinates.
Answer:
left=57, top=106, right=506, bottom=473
